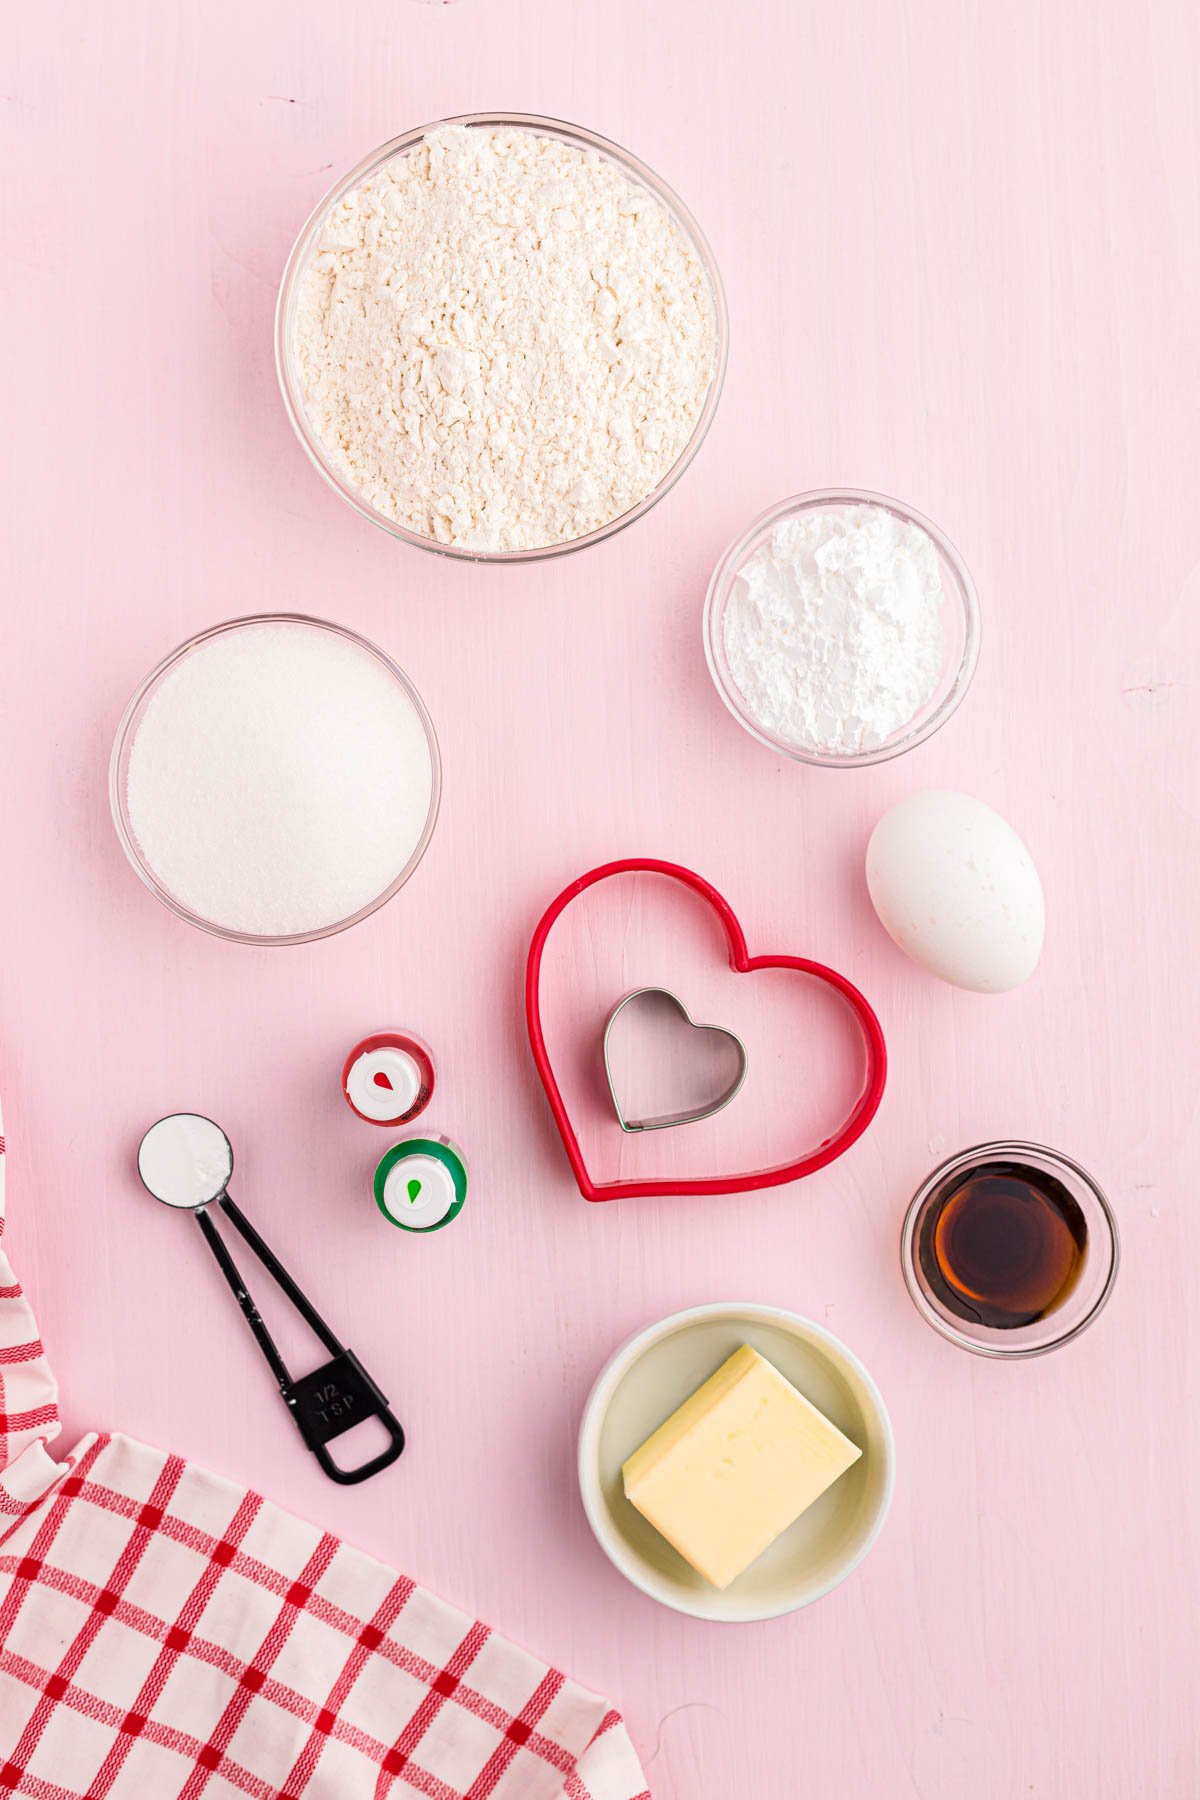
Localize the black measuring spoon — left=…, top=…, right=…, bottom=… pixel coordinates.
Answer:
left=137, top=1113, right=404, bottom=1485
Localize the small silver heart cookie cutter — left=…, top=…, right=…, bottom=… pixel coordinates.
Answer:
left=602, top=987, right=749, bottom=1133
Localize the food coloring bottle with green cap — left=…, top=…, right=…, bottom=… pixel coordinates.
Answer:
left=374, top=1136, right=467, bottom=1232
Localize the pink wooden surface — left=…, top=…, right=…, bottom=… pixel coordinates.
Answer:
left=2, top=1, right=1198, bottom=1793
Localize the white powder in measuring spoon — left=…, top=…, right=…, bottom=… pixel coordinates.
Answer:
left=126, top=622, right=435, bottom=938
left=721, top=504, right=946, bottom=754
left=291, top=124, right=717, bottom=552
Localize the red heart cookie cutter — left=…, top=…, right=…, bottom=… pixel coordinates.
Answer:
left=525, top=859, right=887, bottom=1201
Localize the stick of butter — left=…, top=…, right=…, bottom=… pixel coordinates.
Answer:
left=621, top=1344, right=863, bottom=1590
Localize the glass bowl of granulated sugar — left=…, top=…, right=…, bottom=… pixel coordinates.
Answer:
left=703, top=489, right=981, bottom=770
left=275, top=113, right=728, bottom=562
left=110, top=616, right=441, bottom=944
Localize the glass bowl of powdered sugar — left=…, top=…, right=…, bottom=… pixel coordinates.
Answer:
left=275, top=113, right=728, bottom=561
left=703, top=489, right=980, bottom=769
left=110, top=616, right=441, bottom=944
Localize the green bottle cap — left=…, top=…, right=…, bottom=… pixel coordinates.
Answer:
left=374, top=1136, right=467, bottom=1232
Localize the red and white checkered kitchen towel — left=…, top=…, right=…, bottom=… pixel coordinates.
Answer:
left=0, top=1112, right=650, bottom=1799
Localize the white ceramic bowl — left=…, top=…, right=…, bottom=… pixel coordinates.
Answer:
left=578, top=1303, right=894, bottom=1621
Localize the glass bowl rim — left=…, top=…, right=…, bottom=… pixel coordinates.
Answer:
left=702, top=486, right=982, bottom=769
left=108, top=612, right=443, bottom=947
left=274, top=110, right=730, bottom=565
left=899, top=1138, right=1120, bottom=1359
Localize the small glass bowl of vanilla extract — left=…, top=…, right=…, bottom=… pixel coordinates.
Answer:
left=901, top=1142, right=1119, bottom=1357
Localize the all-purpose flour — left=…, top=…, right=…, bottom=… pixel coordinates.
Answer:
left=722, top=504, right=946, bottom=754
left=126, top=623, right=435, bottom=937
left=292, top=124, right=717, bottom=552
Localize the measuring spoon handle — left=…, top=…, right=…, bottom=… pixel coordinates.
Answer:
left=191, top=1196, right=404, bottom=1484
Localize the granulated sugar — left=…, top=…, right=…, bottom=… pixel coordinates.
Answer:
left=126, top=622, right=435, bottom=937
left=291, top=124, right=717, bottom=552
left=722, top=504, right=946, bottom=754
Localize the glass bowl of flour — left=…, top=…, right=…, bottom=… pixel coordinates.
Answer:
left=275, top=113, right=728, bottom=562
left=703, top=489, right=980, bottom=769
left=110, top=616, right=441, bottom=944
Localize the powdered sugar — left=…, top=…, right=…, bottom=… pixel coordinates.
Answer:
left=721, top=503, right=947, bottom=754
left=126, top=622, right=435, bottom=938
left=291, top=124, right=717, bottom=552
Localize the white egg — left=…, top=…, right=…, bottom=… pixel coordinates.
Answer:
left=865, top=790, right=1044, bottom=993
